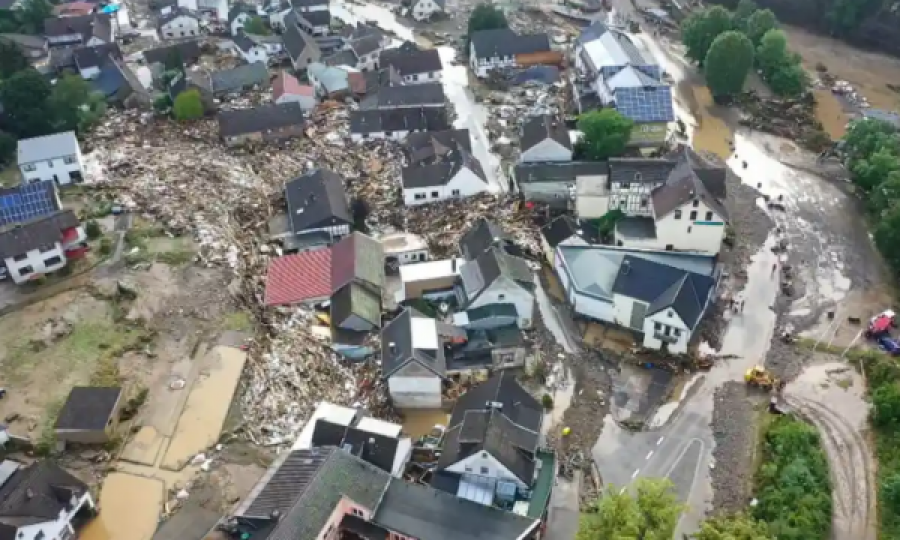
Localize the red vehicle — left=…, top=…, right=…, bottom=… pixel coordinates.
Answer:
left=867, top=310, right=896, bottom=339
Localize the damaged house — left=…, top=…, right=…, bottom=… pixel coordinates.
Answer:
left=329, top=231, right=385, bottom=333
left=401, top=129, right=487, bottom=206
left=282, top=11, right=322, bottom=71
left=350, top=107, right=449, bottom=142
left=456, top=246, right=535, bottom=329
left=43, top=13, right=114, bottom=47
left=0, top=209, right=88, bottom=284
left=217, top=102, right=306, bottom=146
left=279, top=168, right=351, bottom=252
left=379, top=41, right=443, bottom=84
left=361, top=81, right=446, bottom=110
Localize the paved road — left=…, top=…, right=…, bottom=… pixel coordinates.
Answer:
left=544, top=472, right=582, bottom=540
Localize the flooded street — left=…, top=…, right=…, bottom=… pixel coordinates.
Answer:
left=80, top=473, right=163, bottom=540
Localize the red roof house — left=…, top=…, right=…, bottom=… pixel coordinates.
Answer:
left=272, top=70, right=316, bottom=110
left=264, top=249, right=333, bottom=306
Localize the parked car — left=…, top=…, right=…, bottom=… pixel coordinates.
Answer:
left=878, top=335, right=900, bottom=356
left=867, top=312, right=895, bottom=339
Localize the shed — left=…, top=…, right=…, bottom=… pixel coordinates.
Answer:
left=54, top=386, right=123, bottom=445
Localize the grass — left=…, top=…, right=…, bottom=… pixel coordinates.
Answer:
left=220, top=311, right=252, bottom=332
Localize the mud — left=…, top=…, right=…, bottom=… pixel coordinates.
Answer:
left=80, top=473, right=164, bottom=540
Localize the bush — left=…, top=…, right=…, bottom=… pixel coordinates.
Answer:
left=153, top=94, right=172, bottom=113
left=99, top=236, right=113, bottom=255
left=84, top=220, right=102, bottom=240
left=173, top=89, right=204, bottom=121
left=542, top=393, right=554, bottom=409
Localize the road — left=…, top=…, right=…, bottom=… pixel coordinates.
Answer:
left=535, top=277, right=579, bottom=354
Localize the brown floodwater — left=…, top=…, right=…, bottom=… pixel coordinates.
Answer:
left=686, top=85, right=734, bottom=160
left=79, top=473, right=163, bottom=540
left=399, top=409, right=450, bottom=438
left=813, top=88, right=851, bottom=140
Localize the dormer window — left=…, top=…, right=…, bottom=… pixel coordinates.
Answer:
left=692, top=200, right=699, bottom=207
left=634, top=172, right=642, bottom=182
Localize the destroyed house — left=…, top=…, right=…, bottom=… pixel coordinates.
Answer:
left=379, top=44, right=442, bottom=84
left=142, top=40, right=202, bottom=67
left=71, top=42, right=121, bottom=79
left=217, top=102, right=306, bottom=146
left=468, top=28, right=551, bottom=78
left=396, top=256, right=464, bottom=304
left=0, top=460, right=98, bottom=540
left=404, top=128, right=471, bottom=164
left=513, top=160, right=608, bottom=209
left=401, top=147, right=488, bottom=206
left=349, top=107, right=449, bottom=142
left=330, top=232, right=385, bottom=333
left=456, top=246, right=535, bottom=329
left=360, top=81, right=445, bottom=110
left=283, top=168, right=351, bottom=249
left=459, top=217, right=524, bottom=261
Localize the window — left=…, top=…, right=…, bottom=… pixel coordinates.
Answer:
left=414, top=192, right=426, bottom=200
left=640, top=198, right=648, bottom=207
left=665, top=244, right=673, bottom=250
left=411, top=73, right=418, bottom=81
left=431, top=191, right=439, bottom=198
left=46, top=160, right=52, bottom=167
left=687, top=226, right=692, bottom=233
left=673, top=210, right=681, bottom=219
left=498, top=294, right=505, bottom=300
left=672, top=328, right=681, bottom=337
left=464, top=466, right=473, bottom=472
left=692, top=200, right=699, bottom=207
left=634, top=172, right=642, bottom=182
left=654, top=322, right=662, bottom=331
left=18, top=265, right=33, bottom=275
left=63, top=155, right=77, bottom=165
left=618, top=199, right=626, bottom=208
left=480, top=466, right=489, bottom=474
left=621, top=182, right=630, bottom=190
left=452, top=189, right=460, bottom=196
left=689, top=211, right=697, bottom=220
left=44, top=256, right=62, bottom=266
left=23, top=163, right=36, bottom=172
left=385, top=131, right=393, bottom=137
left=705, top=211, right=713, bottom=221
left=351, top=507, right=364, bottom=517
left=12, top=253, right=27, bottom=262
left=668, top=310, right=673, bottom=318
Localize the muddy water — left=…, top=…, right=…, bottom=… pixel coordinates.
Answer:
left=399, top=409, right=450, bottom=438
left=813, top=88, right=851, bottom=140
left=80, top=473, right=163, bottom=540
left=684, top=84, right=733, bottom=160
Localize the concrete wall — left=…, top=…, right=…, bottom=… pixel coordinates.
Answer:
left=388, top=376, right=442, bottom=408
left=21, top=151, right=85, bottom=185
left=642, top=309, right=689, bottom=353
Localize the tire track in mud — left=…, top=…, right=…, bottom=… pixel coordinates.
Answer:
left=785, top=395, right=876, bottom=540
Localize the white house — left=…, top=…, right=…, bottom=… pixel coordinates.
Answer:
left=402, top=149, right=488, bottom=206
left=379, top=232, right=429, bottom=266
left=457, top=247, right=535, bottom=329
left=348, top=34, right=382, bottom=71
left=18, top=131, right=85, bottom=185
left=379, top=44, right=443, bottom=85
left=349, top=107, right=449, bottom=143
left=381, top=307, right=447, bottom=408
left=157, top=8, right=201, bottom=40
left=409, top=0, right=444, bottom=21
left=519, top=114, right=573, bottom=163
left=0, top=210, right=87, bottom=284
left=469, top=28, right=551, bottom=79
left=232, top=32, right=268, bottom=63
left=228, top=3, right=255, bottom=36
left=554, top=244, right=719, bottom=353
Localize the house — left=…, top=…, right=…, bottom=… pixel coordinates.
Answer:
left=578, top=157, right=674, bottom=219
left=227, top=2, right=256, bottom=36
left=0, top=33, right=48, bottom=60
left=457, top=247, right=535, bottom=329
left=469, top=28, right=553, bottom=78
left=434, top=371, right=547, bottom=509
left=142, top=40, right=201, bottom=67
left=282, top=19, right=321, bottom=71
left=264, top=248, right=332, bottom=306
left=217, top=102, right=306, bottom=146
left=53, top=1, right=94, bottom=17
left=459, top=217, right=524, bottom=261
left=99, top=58, right=153, bottom=108
left=348, top=34, right=382, bottom=71
left=405, top=128, right=470, bottom=162
left=396, top=257, right=465, bottom=303
left=574, top=22, right=674, bottom=149
left=381, top=307, right=449, bottom=408
left=43, top=13, right=113, bottom=47
left=519, top=114, right=572, bottom=163
left=379, top=43, right=442, bottom=84
left=402, top=147, right=488, bottom=206
left=554, top=245, right=719, bottom=353
left=157, top=7, right=201, bottom=39
left=54, top=386, right=123, bottom=446
left=284, top=168, right=352, bottom=250
left=0, top=210, right=88, bottom=284
left=540, top=214, right=588, bottom=265
left=272, top=69, right=315, bottom=110
left=167, top=67, right=215, bottom=107
left=232, top=32, right=268, bottom=63
left=360, top=81, right=445, bottom=110
left=514, top=161, right=609, bottom=209
left=350, top=107, right=449, bottom=142
left=292, top=9, right=331, bottom=37
left=71, top=42, right=120, bottom=79
left=0, top=460, right=98, bottom=540
left=379, top=232, right=429, bottom=266
left=409, top=0, right=444, bottom=21
left=307, top=61, right=350, bottom=98
left=291, top=401, right=412, bottom=477
left=210, top=61, right=268, bottom=95
left=0, top=181, right=62, bottom=228
left=18, top=131, right=84, bottom=185
left=330, top=231, right=385, bottom=332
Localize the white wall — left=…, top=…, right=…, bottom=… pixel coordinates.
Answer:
left=276, top=92, right=317, bottom=111
left=269, top=8, right=291, bottom=29
left=613, top=228, right=658, bottom=250
left=16, top=491, right=94, bottom=540
left=4, top=243, right=66, bottom=284
left=654, top=200, right=725, bottom=254
left=198, top=0, right=227, bottom=20
left=469, top=42, right=515, bottom=78
left=613, top=293, right=648, bottom=330
left=412, top=0, right=439, bottom=21
left=230, top=12, right=250, bottom=36
left=573, top=292, right=614, bottom=322
left=79, top=66, right=101, bottom=79
left=403, top=168, right=487, bottom=206
left=161, top=16, right=200, bottom=39
left=388, top=376, right=442, bottom=408
left=238, top=44, right=268, bottom=64
left=468, top=277, right=533, bottom=328
left=445, top=450, right=528, bottom=487
left=520, top=138, right=572, bottom=163
left=20, top=152, right=85, bottom=185
left=402, top=70, right=441, bottom=84
left=642, top=309, right=690, bottom=353
left=352, top=130, right=410, bottom=143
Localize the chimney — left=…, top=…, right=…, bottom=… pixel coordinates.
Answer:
left=451, top=258, right=457, bottom=272
left=388, top=342, right=396, bottom=354
left=622, top=260, right=631, bottom=275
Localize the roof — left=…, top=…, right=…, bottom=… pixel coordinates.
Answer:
left=615, top=215, right=657, bottom=239
left=341, top=21, right=384, bottom=42
left=272, top=70, right=313, bottom=100
left=374, top=479, right=539, bottom=540
left=232, top=31, right=259, bottom=53
left=331, top=282, right=381, bottom=328
left=54, top=387, right=122, bottom=431
left=381, top=307, right=447, bottom=378
left=521, top=115, right=571, bottom=154
left=323, top=48, right=357, bottom=68
left=283, top=21, right=320, bottom=63
left=541, top=215, right=580, bottom=248
left=72, top=42, right=121, bottom=69
left=308, top=62, right=350, bottom=94
left=310, top=419, right=400, bottom=474
left=92, top=62, right=127, bottom=97
left=284, top=169, right=350, bottom=233
left=0, top=460, right=87, bottom=526
left=379, top=47, right=442, bottom=76
left=210, top=61, right=268, bottom=94
left=43, top=13, right=112, bottom=42
left=402, top=147, right=486, bottom=189
left=217, top=102, right=306, bottom=138
left=580, top=26, right=646, bottom=69
left=227, top=2, right=254, bottom=23
left=470, top=28, right=550, bottom=59
left=350, top=107, right=449, bottom=135
left=0, top=33, right=46, bottom=51
left=438, top=371, right=541, bottom=482
left=239, top=448, right=391, bottom=540
left=264, top=249, right=333, bottom=306
left=459, top=218, right=516, bottom=260
left=17, top=131, right=78, bottom=164
left=405, top=129, right=471, bottom=164
left=297, top=9, right=331, bottom=27
left=142, top=40, right=201, bottom=66
left=608, top=157, right=678, bottom=187
left=651, top=154, right=728, bottom=222
left=614, top=85, right=675, bottom=123
left=158, top=6, right=198, bottom=29
left=460, top=247, right=533, bottom=302
left=347, top=71, right=366, bottom=94
left=514, top=161, right=608, bottom=186
left=0, top=181, right=59, bottom=227
left=350, top=34, right=381, bottom=57
left=0, top=210, right=78, bottom=260
left=331, top=232, right=385, bottom=292
left=362, top=82, right=445, bottom=108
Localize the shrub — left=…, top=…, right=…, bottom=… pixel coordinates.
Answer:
left=84, top=219, right=102, bottom=240
left=173, top=89, right=204, bottom=121
left=99, top=236, right=113, bottom=255
left=542, top=393, right=554, bottom=409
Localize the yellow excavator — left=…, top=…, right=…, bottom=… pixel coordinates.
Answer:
left=745, top=365, right=782, bottom=391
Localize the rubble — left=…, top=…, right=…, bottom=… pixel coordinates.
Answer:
left=710, top=381, right=761, bottom=514
left=736, top=91, right=832, bottom=152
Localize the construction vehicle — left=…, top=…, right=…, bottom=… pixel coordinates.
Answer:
left=744, top=365, right=780, bottom=391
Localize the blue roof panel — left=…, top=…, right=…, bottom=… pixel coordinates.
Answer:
left=0, top=181, right=60, bottom=226
left=614, top=86, right=675, bottom=123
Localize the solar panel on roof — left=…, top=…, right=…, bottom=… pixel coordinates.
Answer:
left=614, top=86, right=675, bottom=123
left=0, top=181, right=60, bottom=227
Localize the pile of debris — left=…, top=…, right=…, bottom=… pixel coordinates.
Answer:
left=481, top=82, right=568, bottom=159
left=736, top=91, right=832, bottom=152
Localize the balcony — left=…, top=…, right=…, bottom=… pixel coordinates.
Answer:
left=654, top=331, right=679, bottom=344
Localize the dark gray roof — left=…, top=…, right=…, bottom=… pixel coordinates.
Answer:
left=331, top=280, right=381, bottom=329
left=55, top=387, right=122, bottom=431
left=363, top=82, right=445, bottom=109
left=322, top=48, right=357, bottom=67
left=232, top=31, right=259, bottom=53
left=350, top=34, right=381, bottom=57
left=350, top=107, right=449, bottom=135
left=210, top=61, right=268, bottom=94
left=0, top=210, right=79, bottom=259
left=651, top=146, right=728, bottom=221
left=608, top=157, right=677, bottom=187
left=0, top=461, right=87, bottom=525
left=218, top=102, right=305, bottom=138
left=470, top=28, right=550, bottom=59
left=381, top=307, right=447, bottom=378
left=143, top=40, right=201, bottom=66
left=521, top=114, right=571, bottom=153
left=311, top=419, right=400, bottom=474
left=541, top=215, right=580, bottom=248
left=282, top=21, right=319, bottom=63
left=615, top=215, right=657, bottom=239
left=72, top=42, right=120, bottom=69
left=379, top=47, right=442, bottom=76
left=364, top=66, right=403, bottom=93
left=611, top=255, right=715, bottom=329
left=227, top=2, right=254, bottom=24
left=401, top=148, right=486, bottom=189
left=513, top=161, right=608, bottom=185
left=44, top=13, right=111, bottom=42
left=461, top=247, right=533, bottom=302
left=157, top=6, right=198, bottom=30
left=285, top=169, right=351, bottom=233
left=297, top=9, right=330, bottom=27
left=341, top=21, right=384, bottom=42
left=459, top=218, right=517, bottom=260
left=405, top=129, right=471, bottom=164
left=240, top=448, right=391, bottom=540
left=374, top=479, right=539, bottom=540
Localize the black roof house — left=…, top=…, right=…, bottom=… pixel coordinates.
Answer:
left=0, top=210, right=79, bottom=260
left=0, top=460, right=90, bottom=539
left=350, top=107, right=449, bottom=136
left=379, top=45, right=442, bottom=77
left=401, top=147, right=486, bottom=190
left=310, top=419, right=401, bottom=474
left=459, top=218, right=523, bottom=261
left=55, top=386, right=122, bottom=433
left=469, top=28, right=550, bottom=60
left=361, top=82, right=446, bottom=109
left=520, top=114, right=572, bottom=155
left=218, top=102, right=306, bottom=139
left=381, top=307, right=448, bottom=380
left=404, top=129, right=471, bottom=164
left=284, top=169, right=351, bottom=235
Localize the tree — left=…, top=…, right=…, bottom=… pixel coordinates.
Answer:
left=243, top=16, right=271, bottom=36
left=875, top=205, right=900, bottom=272
left=843, top=118, right=900, bottom=162
left=163, top=47, right=185, bottom=72
left=870, top=170, right=900, bottom=216
left=578, top=478, right=684, bottom=540
left=0, top=132, right=15, bottom=165
left=574, top=109, right=633, bottom=161
left=882, top=473, right=900, bottom=510
left=767, top=61, right=808, bottom=97
left=756, top=29, right=789, bottom=77
left=351, top=196, right=370, bottom=233
left=732, top=0, right=758, bottom=32
left=48, top=74, right=106, bottom=133
left=15, top=0, right=52, bottom=34
left=0, top=68, right=52, bottom=137
left=466, top=3, right=508, bottom=46
left=704, top=31, right=754, bottom=99
left=850, top=147, right=900, bottom=192
left=173, top=89, right=204, bottom=121
left=872, top=382, right=900, bottom=427
left=0, top=41, right=29, bottom=78
left=745, top=8, right=776, bottom=45
left=681, top=6, right=733, bottom=64
left=84, top=220, right=103, bottom=240
left=693, top=513, right=772, bottom=539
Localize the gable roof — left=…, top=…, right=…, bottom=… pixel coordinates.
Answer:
left=17, top=131, right=78, bottom=164
left=362, top=82, right=445, bottom=109
left=513, top=161, right=609, bottom=186
left=272, top=69, right=313, bottom=100
left=157, top=6, right=198, bottom=30
left=296, top=9, right=331, bottom=28
left=541, top=215, right=580, bottom=248
left=55, top=386, right=122, bottom=431
left=142, top=40, right=201, bottom=66
left=404, top=129, right=471, bottom=164
left=470, top=28, right=550, bottom=59
left=310, top=419, right=400, bottom=474
left=350, top=107, right=449, bottom=135
left=650, top=158, right=728, bottom=222
left=284, top=169, right=350, bottom=233
left=283, top=20, right=320, bottom=62
left=608, top=157, right=678, bottom=187
left=350, top=34, right=381, bottom=57
left=379, top=46, right=442, bottom=76
left=331, top=281, right=381, bottom=328
left=308, top=62, right=350, bottom=94
left=579, top=24, right=646, bottom=66
left=0, top=460, right=87, bottom=526
left=331, top=232, right=385, bottom=292
left=0, top=210, right=79, bottom=259
left=210, top=61, right=269, bottom=93
left=460, top=247, right=533, bottom=302
left=459, top=218, right=519, bottom=261
left=381, top=307, right=447, bottom=378
left=401, top=147, right=486, bottom=189
left=218, top=102, right=305, bottom=138
left=72, top=42, right=121, bottom=69
left=521, top=114, right=571, bottom=154
left=264, top=249, right=333, bottom=306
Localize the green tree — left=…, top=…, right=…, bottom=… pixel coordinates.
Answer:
left=0, top=41, right=29, bottom=78
left=466, top=3, right=508, bottom=46
left=843, top=118, right=900, bottom=162
left=732, top=0, right=758, bottom=32
left=873, top=383, right=900, bottom=427
left=745, top=8, right=776, bottom=45
left=243, top=16, right=271, bottom=35
left=84, top=220, right=102, bottom=240
left=173, top=89, right=204, bottom=121
left=875, top=205, right=900, bottom=272
left=693, top=513, right=772, bottom=539
left=49, top=74, right=106, bottom=133
left=681, top=6, right=733, bottom=64
left=15, top=0, right=52, bottom=34
left=756, top=29, right=788, bottom=76
left=870, top=170, right=900, bottom=216
left=0, top=68, right=52, bottom=137
left=163, top=47, right=185, bottom=72
left=574, top=109, right=633, bottom=161
left=882, top=473, right=900, bottom=510
left=0, top=131, right=15, bottom=165
left=826, top=0, right=881, bottom=37
left=850, top=147, right=900, bottom=192
left=704, top=31, right=754, bottom=99
left=767, top=61, right=808, bottom=97
left=578, top=478, right=684, bottom=540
